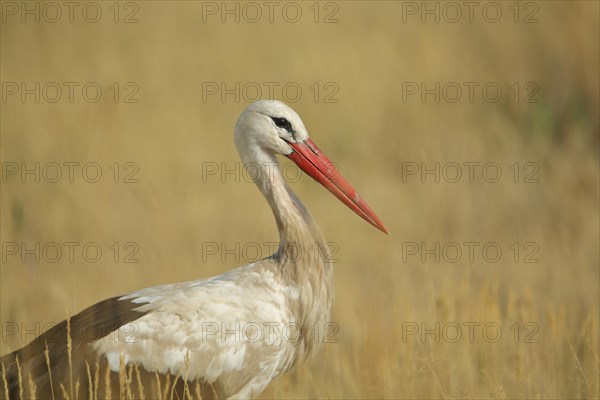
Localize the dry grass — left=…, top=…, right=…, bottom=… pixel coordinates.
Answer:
left=1, top=1, right=598, bottom=399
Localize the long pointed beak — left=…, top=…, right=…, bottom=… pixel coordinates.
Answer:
left=286, top=138, right=388, bottom=234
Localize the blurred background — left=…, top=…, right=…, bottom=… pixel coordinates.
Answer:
left=1, top=1, right=598, bottom=398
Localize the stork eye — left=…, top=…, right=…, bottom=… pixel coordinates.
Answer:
left=270, top=117, right=294, bottom=133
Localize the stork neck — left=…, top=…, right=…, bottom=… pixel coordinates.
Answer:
left=242, top=149, right=334, bottom=363
left=241, top=150, right=325, bottom=249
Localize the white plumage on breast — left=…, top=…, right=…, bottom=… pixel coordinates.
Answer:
left=92, top=262, right=299, bottom=397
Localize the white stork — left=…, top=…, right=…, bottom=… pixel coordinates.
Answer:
left=1, top=100, right=387, bottom=399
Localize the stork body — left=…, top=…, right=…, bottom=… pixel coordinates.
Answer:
left=1, top=101, right=386, bottom=399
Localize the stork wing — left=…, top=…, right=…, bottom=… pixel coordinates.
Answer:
left=92, top=265, right=296, bottom=399
left=0, top=295, right=149, bottom=399
left=1, top=263, right=293, bottom=399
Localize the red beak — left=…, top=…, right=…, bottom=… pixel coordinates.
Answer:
left=286, top=138, right=388, bottom=234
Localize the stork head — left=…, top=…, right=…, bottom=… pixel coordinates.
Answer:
left=234, top=100, right=308, bottom=157
left=234, top=100, right=388, bottom=234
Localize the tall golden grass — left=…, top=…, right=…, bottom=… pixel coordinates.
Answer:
left=1, top=1, right=598, bottom=398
